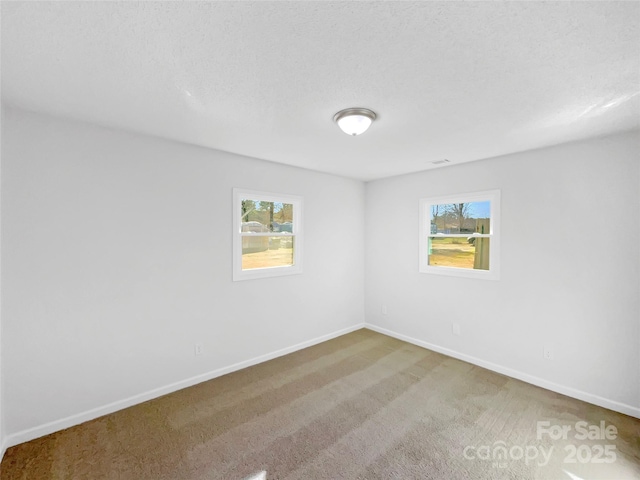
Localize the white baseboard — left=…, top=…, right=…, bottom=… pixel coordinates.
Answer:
left=1, top=438, right=7, bottom=463
left=365, top=323, right=640, bottom=419
left=4, top=323, right=366, bottom=449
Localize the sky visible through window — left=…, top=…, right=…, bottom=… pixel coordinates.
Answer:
left=430, top=200, right=491, bottom=222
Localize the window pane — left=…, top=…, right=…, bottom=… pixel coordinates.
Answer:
left=242, top=236, right=295, bottom=270
left=430, top=201, right=491, bottom=234
left=240, top=199, right=294, bottom=233
left=428, top=237, right=490, bottom=270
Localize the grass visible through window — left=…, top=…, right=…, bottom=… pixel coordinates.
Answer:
left=242, top=238, right=294, bottom=270
left=428, top=237, right=490, bottom=270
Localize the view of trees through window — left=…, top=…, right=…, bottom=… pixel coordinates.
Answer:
left=428, top=201, right=491, bottom=270
left=241, top=200, right=294, bottom=232
left=240, top=199, right=295, bottom=270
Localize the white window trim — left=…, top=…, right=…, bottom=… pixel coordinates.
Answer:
left=233, top=188, right=303, bottom=281
left=419, top=189, right=500, bottom=280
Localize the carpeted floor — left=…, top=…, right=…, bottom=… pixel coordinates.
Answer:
left=1, top=329, right=639, bottom=479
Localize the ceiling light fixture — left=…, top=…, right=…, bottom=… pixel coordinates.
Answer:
left=333, top=108, right=377, bottom=136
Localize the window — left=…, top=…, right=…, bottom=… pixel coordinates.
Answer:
left=419, top=190, right=500, bottom=280
left=233, top=189, right=303, bottom=281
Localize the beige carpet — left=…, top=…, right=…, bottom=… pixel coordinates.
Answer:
left=1, top=329, right=639, bottom=479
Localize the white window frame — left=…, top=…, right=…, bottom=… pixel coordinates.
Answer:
left=419, top=189, right=500, bottom=280
left=233, top=188, right=303, bottom=281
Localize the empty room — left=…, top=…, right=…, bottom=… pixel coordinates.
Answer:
left=1, top=1, right=639, bottom=479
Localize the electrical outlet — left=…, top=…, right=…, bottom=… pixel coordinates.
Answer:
left=543, top=346, right=553, bottom=360
left=381, top=305, right=388, bottom=315
left=452, top=323, right=461, bottom=336
left=195, top=343, right=204, bottom=356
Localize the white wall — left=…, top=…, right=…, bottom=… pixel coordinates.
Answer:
left=1, top=107, right=365, bottom=445
left=365, top=131, right=640, bottom=416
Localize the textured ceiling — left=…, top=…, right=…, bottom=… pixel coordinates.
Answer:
left=2, top=1, right=639, bottom=181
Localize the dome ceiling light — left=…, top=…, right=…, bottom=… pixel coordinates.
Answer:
left=333, top=108, right=377, bottom=136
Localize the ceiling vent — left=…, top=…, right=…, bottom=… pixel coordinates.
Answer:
left=431, top=159, right=451, bottom=165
